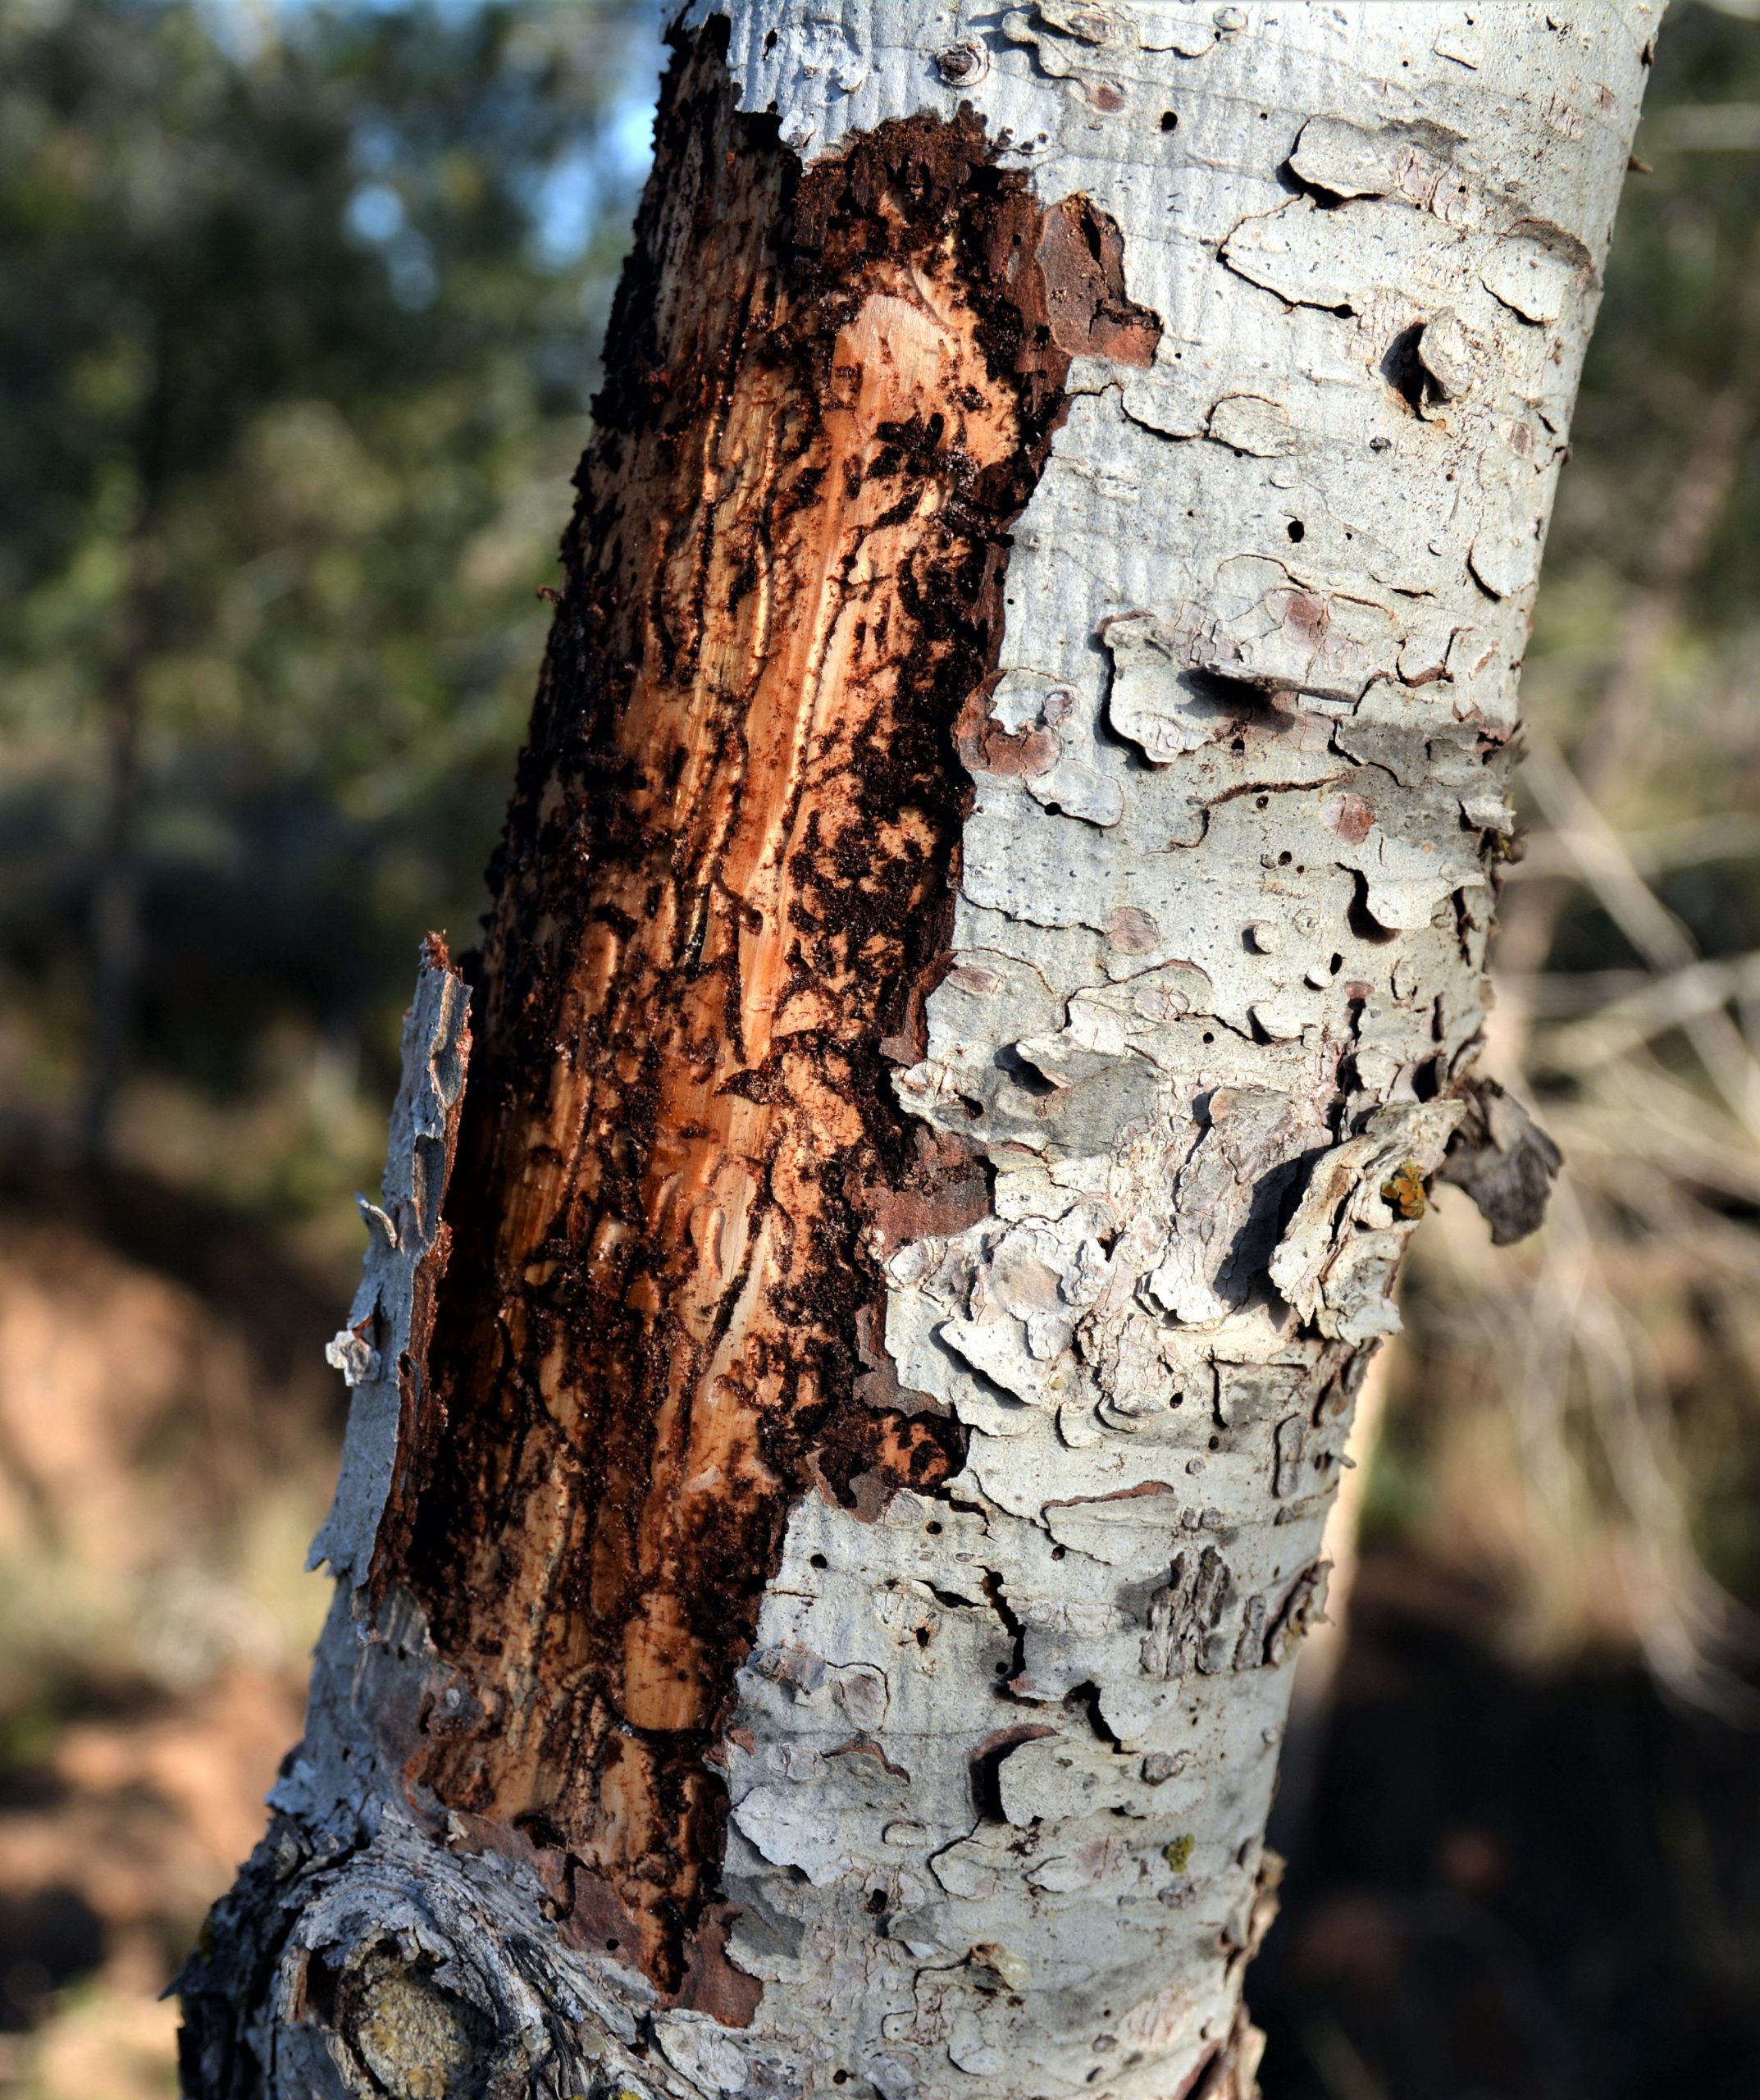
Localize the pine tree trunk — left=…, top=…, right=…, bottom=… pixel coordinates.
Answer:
left=178, top=7, right=1656, bottom=2096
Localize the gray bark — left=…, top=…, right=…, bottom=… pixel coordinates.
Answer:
left=179, top=7, right=1654, bottom=2098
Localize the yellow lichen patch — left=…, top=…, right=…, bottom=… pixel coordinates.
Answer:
left=349, top=1960, right=480, bottom=2100
left=1379, top=1158, right=1428, bottom=1221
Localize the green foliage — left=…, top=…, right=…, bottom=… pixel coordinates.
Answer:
left=0, top=0, right=654, bottom=1201
left=1538, top=0, right=1760, bottom=838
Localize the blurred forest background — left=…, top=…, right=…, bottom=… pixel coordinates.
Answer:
left=0, top=0, right=1758, bottom=2094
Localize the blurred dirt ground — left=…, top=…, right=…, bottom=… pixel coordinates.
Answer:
left=0, top=1159, right=336, bottom=2098
left=1256, top=1548, right=1760, bottom=2100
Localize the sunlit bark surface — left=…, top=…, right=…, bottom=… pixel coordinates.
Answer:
left=179, top=8, right=1653, bottom=2098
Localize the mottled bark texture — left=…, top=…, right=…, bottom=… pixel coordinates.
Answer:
left=179, top=8, right=1654, bottom=2100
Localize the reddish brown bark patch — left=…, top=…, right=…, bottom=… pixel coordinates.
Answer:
left=1035, top=194, right=1163, bottom=366
left=377, top=25, right=1159, bottom=1993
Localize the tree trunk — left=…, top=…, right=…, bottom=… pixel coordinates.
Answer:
left=178, top=7, right=1655, bottom=2097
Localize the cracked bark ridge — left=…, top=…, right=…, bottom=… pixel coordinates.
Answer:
left=308, top=935, right=471, bottom=1590
left=179, top=7, right=1654, bottom=2100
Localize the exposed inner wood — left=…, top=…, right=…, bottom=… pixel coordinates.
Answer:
left=379, top=26, right=1158, bottom=1993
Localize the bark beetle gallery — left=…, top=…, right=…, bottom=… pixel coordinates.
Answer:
left=178, top=9, right=1653, bottom=2100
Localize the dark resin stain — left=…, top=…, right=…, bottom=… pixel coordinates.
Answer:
left=374, top=21, right=1160, bottom=1996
